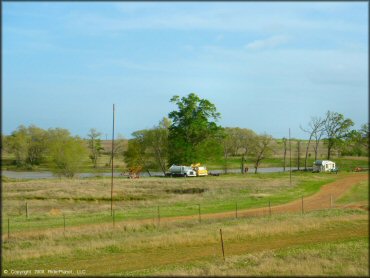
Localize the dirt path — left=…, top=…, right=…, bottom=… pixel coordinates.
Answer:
left=136, top=172, right=368, bottom=224
left=4, top=173, right=368, bottom=239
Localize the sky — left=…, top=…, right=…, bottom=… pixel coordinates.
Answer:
left=2, top=2, right=368, bottom=139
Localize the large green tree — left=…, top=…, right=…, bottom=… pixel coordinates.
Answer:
left=341, top=123, right=369, bottom=156
left=5, top=125, right=48, bottom=167
left=168, top=93, right=222, bottom=165
left=323, top=111, right=354, bottom=159
left=47, top=128, right=87, bottom=178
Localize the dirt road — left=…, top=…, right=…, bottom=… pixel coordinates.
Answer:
left=151, top=172, right=368, bottom=224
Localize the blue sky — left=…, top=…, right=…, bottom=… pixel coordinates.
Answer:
left=3, top=2, right=368, bottom=139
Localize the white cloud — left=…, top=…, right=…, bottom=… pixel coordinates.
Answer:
left=245, top=35, right=289, bottom=50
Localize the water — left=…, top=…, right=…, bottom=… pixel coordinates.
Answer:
left=2, top=167, right=300, bottom=180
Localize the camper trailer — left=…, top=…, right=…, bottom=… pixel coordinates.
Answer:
left=313, top=160, right=337, bottom=173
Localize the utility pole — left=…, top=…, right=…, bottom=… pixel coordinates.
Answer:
left=289, top=128, right=292, bottom=186
left=297, top=140, right=301, bottom=171
left=111, top=104, right=115, bottom=216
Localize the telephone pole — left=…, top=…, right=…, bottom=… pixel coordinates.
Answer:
left=111, top=104, right=115, bottom=216
left=289, top=128, right=292, bottom=186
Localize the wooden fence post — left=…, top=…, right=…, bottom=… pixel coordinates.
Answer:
left=269, top=200, right=272, bottom=217
left=63, top=215, right=66, bottom=237
left=330, top=195, right=333, bottom=208
left=198, top=204, right=201, bottom=223
left=219, top=229, right=225, bottom=261
left=301, top=196, right=304, bottom=215
left=235, top=202, right=238, bottom=219
left=26, top=201, right=29, bottom=219
left=8, top=218, right=10, bottom=240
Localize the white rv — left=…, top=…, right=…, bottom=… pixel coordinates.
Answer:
left=313, top=160, right=337, bottom=173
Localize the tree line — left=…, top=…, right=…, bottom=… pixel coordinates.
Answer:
left=2, top=93, right=368, bottom=177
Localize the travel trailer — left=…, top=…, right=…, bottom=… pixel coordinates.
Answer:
left=312, top=160, right=337, bottom=173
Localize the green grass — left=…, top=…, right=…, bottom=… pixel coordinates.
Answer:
left=2, top=173, right=335, bottom=233
left=336, top=180, right=369, bottom=205
left=3, top=209, right=367, bottom=276
left=142, top=238, right=369, bottom=276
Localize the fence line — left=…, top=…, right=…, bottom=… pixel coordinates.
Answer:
left=4, top=194, right=344, bottom=240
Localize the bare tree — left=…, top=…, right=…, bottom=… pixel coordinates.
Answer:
left=300, top=116, right=326, bottom=170
left=250, top=134, right=273, bottom=174
left=146, top=118, right=170, bottom=175
left=222, top=128, right=256, bottom=174
left=221, top=131, right=234, bottom=174
left=87, top=128, right=103, bottom=168
left=108, top=134, right=127, bottom=167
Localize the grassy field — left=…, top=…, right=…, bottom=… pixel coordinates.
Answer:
left=2, top=172, right=335, bottom=230
left=2, top=172, right=368, bottom=276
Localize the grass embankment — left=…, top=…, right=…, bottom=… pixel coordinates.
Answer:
left=2, top=172, right=336, bottom=233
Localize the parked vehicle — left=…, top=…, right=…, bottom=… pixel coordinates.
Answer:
left=312, top=160, right=336, bottom=173
left=169, top=165, right=196, bottom=177
left=191, top=163, right=208, bottom=176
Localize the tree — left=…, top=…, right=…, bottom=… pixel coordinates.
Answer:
left=6, top=125, right=28, bottom=166
left=6, top=125, right=48, bottom=167
left=145, top=118, right=170, bottom=175
left=26, top=125, right=48, bottom=165
left=341, top=123, right=369, bottom=156
left=300, top=116, right=326, bottom=170
left=168, top=93, right=222, bottom=165
left=323, top=111, right=354, bottom=159
left=124, top=118, right=171, bottom=175
left=87, top=128, right=104, bottom=168
left=224, top=128, right=256, bottom=174
left=48, top=128, right=87, bottom=178
left=108, top=134, right=127, bottom=167
left=249, top=133, right=273, bottom=174
left=124, top=130, right=155, bottom=176
left=221, top=129, right=233, bottom=174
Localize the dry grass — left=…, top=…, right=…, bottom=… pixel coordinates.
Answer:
left=3, top=209, right=367, bottom=263
left=3, top=173, right=329, bottom=217
left=157, top=239, right=368, bottom=276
